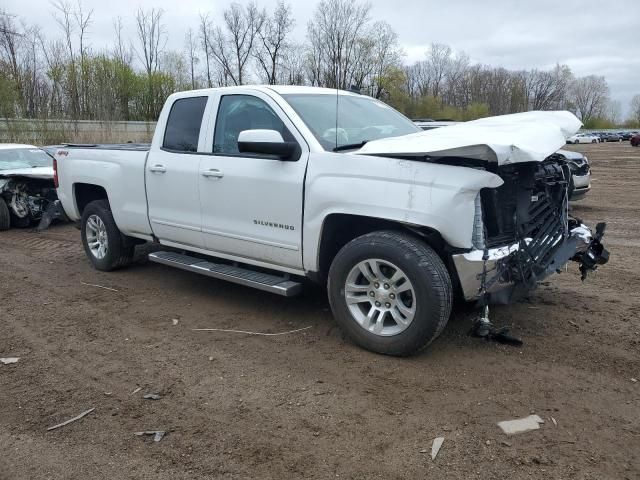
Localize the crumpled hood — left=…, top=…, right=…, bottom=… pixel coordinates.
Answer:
left=357, top=111, right=582, bottom=166
left=0, top=167, right=54, bottom=180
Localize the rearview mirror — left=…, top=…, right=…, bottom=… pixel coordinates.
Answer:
left=237, top=129, right=298, bottom=160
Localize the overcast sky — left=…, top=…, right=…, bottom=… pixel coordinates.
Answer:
left=5, top=0, right=640, bottom=117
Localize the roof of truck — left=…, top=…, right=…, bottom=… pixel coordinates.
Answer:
left=173, top=85, right=363, bottom=98
left=0, top=143, right=38, bottom=150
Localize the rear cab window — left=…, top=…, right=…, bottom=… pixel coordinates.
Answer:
left=163, top=96, right=208, bottom=152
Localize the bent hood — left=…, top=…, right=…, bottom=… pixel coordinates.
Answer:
left=357, top=111, right=582, bottom=166
left=0, top=167, right=54, bottom=180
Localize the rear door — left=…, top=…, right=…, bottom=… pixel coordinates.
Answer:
left=198, top=91, right=309, bottom=270
left=146, top=96, right=208, bottom=248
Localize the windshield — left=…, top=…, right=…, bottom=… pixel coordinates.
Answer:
left=0, top=148, right=52, bottom=171
left=282, top=93, right=420, bottom=151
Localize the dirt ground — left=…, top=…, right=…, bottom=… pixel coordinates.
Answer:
left=1, top=142, right=639, bottom=479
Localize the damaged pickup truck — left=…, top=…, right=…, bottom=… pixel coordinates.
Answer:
left=53, top=86, right=609, bottom=355
left=0, top=144, right=65, bottom=231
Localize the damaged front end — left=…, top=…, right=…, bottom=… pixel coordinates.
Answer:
left=0, top=176, right=66, bottom=231
left=452, top=157, right=609, bottom=305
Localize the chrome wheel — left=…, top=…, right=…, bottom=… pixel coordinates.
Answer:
left=85, top=214, right=108, bottom=260
left=344, top=258, right=416, bottom=336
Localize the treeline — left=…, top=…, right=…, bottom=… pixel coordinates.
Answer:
left=1, top=0, right=639, bottom=127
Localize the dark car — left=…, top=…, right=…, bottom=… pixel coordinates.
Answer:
left=616, top=132, right=634, bottom=141
left=603, top=133, right=622, bottom=142
left=631, top=134, right=640, bottom=147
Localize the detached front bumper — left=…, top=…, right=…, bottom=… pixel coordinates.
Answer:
left=452, top=223, right=609, bottom=304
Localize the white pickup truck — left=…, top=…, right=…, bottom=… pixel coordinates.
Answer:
left=54, top=86, right=609, bottom=355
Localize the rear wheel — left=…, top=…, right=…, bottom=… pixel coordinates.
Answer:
left=81, top=200, right=134, bottom=271
left=328, top=230, right=452, bottom=356
left=0, top=198, right=10, bottom=231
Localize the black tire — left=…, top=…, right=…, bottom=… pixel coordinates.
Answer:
left=10, top=213, right=31, bottom=228
left=327, top=230, right=452, bottom=356
left=80, top=199, right=134, bottom=271
left=591, top=139, right=597, bottom=144
left=0, top=198, right=10, bottom=231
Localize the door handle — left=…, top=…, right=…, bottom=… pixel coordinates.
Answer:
left=149, top=164, right=167, bottom=173
left=202, top=169, right=224, bottom=179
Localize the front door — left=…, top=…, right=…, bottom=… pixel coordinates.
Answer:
left=146, top=95, right=208, bottom=248
left=198, top=92, right=308, bottom=270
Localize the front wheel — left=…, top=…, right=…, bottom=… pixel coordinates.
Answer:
left=328, top=230, right=452, bottom=356
left=81, top=200, right=134, bottom=271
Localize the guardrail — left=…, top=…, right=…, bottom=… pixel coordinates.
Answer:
left=0, top=118, right=156, bottom=145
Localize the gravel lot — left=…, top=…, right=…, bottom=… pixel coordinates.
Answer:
left=1, top=142, right=639, bottom=479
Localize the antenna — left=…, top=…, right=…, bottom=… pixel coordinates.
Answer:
left=335, top=78, right=339, bottom=150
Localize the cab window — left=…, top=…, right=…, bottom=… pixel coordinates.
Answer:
left=213, top=95, right=295, bottom=155
left=163, top=96, right=208, bottom=152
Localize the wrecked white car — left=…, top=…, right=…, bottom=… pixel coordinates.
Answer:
left=53, top=86, right=609, bottom=356
left=0, top=144, right=66, bottom=231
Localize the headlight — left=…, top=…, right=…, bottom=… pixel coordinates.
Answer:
left=472, top=192, right=485, bottom=250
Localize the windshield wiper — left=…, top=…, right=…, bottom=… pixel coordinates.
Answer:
left=332, top=140, right=368, bottom=152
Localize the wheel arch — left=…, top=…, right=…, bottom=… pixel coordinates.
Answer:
left=74, top=183, right=110, bottom=216
left=313, top=213, right=455, bottom=286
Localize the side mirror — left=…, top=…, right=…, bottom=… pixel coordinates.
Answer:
left=237, top=129, right=298, bottom=160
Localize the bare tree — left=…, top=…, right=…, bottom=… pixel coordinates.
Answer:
left=134, top=7, right=166, bottom=76
left=185, top=28, right=199, bottom=89
left=629, top=94, right=640, bottom=124
left=209, top=2, right=265, bottom=86
left=255, top=1, right=294, bottom=85
left=198, top=13, right=213, bottom=87
left=307, top=0, right=371, bottom=89
left=112, top=17, right=131, bottom=65
left=571, top=75, right=609, bottom=123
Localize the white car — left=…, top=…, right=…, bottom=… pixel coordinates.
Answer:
left=53, top=86, right=609, bottom=355
left=0, top=144, right=61, bottom=230
left=567, top=133, right=599, bottom=144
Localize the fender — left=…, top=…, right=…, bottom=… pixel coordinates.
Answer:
left=302, top=152, right=503, bottom=272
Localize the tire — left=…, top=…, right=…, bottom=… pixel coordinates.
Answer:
left=10, top=213, right=31, bottom=228
left=592, top=139, right=597, bottom=144
left=575, top=140, right=580, bottom=144
left=327, top=230, right=452, bottom=356
left=0, top=198, right=10, bottom=231
left=80, top=199, right=134, bottom=271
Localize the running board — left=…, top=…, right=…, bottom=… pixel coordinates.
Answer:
left=148, top=251, right=302, bottom=297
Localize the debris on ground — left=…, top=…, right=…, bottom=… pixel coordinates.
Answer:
left=0, top=357, right=20, bottom=365
left=497, top=415, right=545, bottom=435
left=46, top=408, right=95, bottom=431
left=431, top=437, right=444, bottom=460
left=143, top=393, right=161, bottom=400
left=131, top=387, right=142, bottom=395
left=172, top=318, right=179, bottom=326
left=80, top=281, right=119, bottom=292
left=632, top=378, right=638, bottom=383
left=500, top=440, right=512, bottom=447
left=134, top=430, right=166, bottom=442
left=192, top=326, right=312, bottom=336
left=551, top=417, right=558, bottom=426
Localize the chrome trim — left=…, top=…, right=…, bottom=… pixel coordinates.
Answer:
left=201, top=227, right=299, bottom=251
left=150, top=218, right=201, bottom=232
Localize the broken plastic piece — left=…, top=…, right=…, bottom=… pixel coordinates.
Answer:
left=497, top=415, right=544, bottom=435
left=431, top=437, right=444, bottom=460
left=134, top=430, right=166, bottom=442
left=0, top=357, right=20, bottom=365
left=143, top=393, right=161, bottom=400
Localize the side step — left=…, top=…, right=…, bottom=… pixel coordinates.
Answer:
left=148, top=251, right=302, bottom=297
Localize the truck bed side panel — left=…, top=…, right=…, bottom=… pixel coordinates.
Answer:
left=56, top=148, right=153, bottom=237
